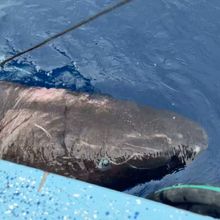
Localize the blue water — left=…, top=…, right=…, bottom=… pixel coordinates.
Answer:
left=0, top=0, right=220, bottom=197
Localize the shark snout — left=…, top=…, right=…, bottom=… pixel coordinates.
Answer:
left=118, top=114, right=208, bottom=170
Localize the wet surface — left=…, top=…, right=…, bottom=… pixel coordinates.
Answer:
left=0, top=0, right=220, bottom=196
left=0, top=82, right=207, bottom=191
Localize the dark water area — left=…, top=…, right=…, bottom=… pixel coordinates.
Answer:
left=0, top=0, right=220, bottom=197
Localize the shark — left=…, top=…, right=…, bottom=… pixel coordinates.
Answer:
left=0, top=81, right=208, bottom=190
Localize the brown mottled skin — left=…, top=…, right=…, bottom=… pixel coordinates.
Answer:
left=0, top=81, right=208, bottom=190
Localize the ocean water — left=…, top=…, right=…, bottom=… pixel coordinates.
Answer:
left=0, top=0, right=220, bottom=197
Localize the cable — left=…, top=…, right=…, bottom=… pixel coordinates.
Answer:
left=0, top=0, right=134, bottom=68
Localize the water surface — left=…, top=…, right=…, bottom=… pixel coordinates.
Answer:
left=0, top=0, right=220, bottom=197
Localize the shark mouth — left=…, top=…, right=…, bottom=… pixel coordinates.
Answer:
left=97, top=144, right=199, bottom=171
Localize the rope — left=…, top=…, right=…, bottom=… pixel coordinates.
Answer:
left=0, top=0, right=134, bottom=68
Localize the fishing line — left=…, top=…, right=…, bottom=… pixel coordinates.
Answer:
left=0, top=0, right=134, bottom=68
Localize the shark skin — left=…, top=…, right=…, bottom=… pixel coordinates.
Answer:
left=0, top=81, right=208, bottom=190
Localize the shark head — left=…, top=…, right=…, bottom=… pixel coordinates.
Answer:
left=0, top=81, right=208, bottom=190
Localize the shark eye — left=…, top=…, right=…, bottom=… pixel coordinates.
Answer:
left=98, top=158, right=111, bottom=170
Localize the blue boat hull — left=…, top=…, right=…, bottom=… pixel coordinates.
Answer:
left=0, top=160, right=212, bottom=220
